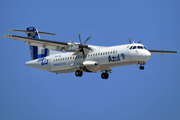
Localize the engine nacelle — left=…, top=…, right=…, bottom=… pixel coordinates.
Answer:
left=64, top=43, right=79, bottom=52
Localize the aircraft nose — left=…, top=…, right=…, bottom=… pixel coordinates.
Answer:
left=139, top=50, right=151, bottom=61
left=144, top=50, right=151, bottom=61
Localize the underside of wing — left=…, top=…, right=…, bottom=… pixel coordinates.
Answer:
left=148, top=50, right=178, bottom=54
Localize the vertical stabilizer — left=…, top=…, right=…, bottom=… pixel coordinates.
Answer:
left=27, top=27, right=49, bottom=60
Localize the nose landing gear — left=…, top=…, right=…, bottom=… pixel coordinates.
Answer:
left=139, top=66, right=144, bottom=70
left=139, top=62, right=145, bottom=70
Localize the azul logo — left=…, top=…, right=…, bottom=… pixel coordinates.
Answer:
left=121, top=53, right=125, bottom=60
left=108, top=53, right=125, bottom=62
left=41, top=58, right=48, bottom=65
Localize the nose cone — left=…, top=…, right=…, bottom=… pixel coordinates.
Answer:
left=143, top=50, right=151, bottom=61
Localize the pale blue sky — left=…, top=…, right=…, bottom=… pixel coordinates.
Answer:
left=1, top=0, right=180, bottom=120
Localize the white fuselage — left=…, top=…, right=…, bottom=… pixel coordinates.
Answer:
left=25, top=44, right=151, bottom=73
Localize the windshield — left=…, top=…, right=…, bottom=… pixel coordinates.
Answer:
left=129, top=46, right=147, bottom=49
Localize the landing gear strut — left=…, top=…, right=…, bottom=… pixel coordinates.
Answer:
left=101, top=72, right=109, bottom=79
left=75, top=70, right=83, bottom=77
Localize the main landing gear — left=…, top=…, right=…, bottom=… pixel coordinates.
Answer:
left=75, top=70, right=83, bottom=77
left=139, top=62, right=145, bottom=70
left=101, top=70, right=111, bottom=79
left=101, top=72, right=109, bottom=79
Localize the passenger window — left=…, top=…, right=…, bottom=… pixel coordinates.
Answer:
left=133, top=46, right=137, bottom=49
left=98, top=53, right=100, bottom=56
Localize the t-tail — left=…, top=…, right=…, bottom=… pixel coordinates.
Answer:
left=6, top=27, right=61, bottom=60
left=26, top=27, right=50, bottom=60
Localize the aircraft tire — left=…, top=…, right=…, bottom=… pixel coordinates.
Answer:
left=75, top=70, right=83, bottom=77
left=101, top=73, right=109, bottom=79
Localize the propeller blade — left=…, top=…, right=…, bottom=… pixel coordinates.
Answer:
left=81, top=48, right=85, bottom=58
left=73, top=48, right=81, bottom=55
left=129, top=37, right=131, bottom=44
left=78, top=32, right=82, bottom=44
left=83, top=36, right=91, bottom=45
left=138, top=40, right=142, bottom=43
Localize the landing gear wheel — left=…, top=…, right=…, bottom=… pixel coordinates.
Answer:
left=75, top=70, right=83, bottom=77
left=139, top=66, right=144, bottom=70
left=101, top=73, right=109, bottom=79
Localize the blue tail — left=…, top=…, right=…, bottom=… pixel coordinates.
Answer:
left=27, top=27, right=49, bottom=60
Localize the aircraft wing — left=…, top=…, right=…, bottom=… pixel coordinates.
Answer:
left=148, top=50, right=178, bottom=55
left=3, top=34, right=80, bottom=51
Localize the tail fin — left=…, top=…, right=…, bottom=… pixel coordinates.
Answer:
left=27, top=27, right=50, bottom=60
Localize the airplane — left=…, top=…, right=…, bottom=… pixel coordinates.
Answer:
left=3, top=27, right=178, bottom=79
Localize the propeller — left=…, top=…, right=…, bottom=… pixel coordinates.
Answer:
left=129, top=37, right=131, bottom=44
left=74, top=32, right=91, bottom=59
left=129, top=37, right=142, bottom=44
left=138, top=40, right=142, bottom=43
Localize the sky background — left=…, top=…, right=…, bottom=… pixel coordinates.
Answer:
left=1, top=0, right=180, bottom=120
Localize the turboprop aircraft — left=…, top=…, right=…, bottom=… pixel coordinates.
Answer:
left=3, top=27, right=178, bottom=79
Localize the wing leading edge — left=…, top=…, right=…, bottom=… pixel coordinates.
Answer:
left=148, top=50, right=178, bottom=54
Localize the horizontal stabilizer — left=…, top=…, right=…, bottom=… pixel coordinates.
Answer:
left=3, top=34, right=68, bottom=51
left=148, top=50, right=178, bottom=54
left=8, top=29, right=56, bottom=35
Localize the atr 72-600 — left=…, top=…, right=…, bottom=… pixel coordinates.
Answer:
left=3, top=27, right=178, bottom=79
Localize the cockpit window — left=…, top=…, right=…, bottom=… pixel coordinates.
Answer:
left=129, top=46, right=133, bottom=49
left=129, top=46, right=146, bottom=49
left=137, top=46, right=143, bottom=49
left=133, top=46, right=137, bottom=49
